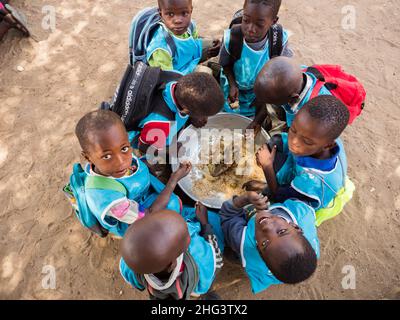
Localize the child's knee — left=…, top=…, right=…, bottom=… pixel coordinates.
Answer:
left=166, top=194, right=182, bottom=213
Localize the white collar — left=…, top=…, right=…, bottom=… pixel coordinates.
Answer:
left=289, top=73, right=313, bottom=113
left=143, top=253, right=184, bottom=291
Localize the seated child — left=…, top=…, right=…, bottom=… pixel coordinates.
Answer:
left=219, top=191, right=319, bottom=294
left=120, top=203, right=224, bottom=300
left=75, top=109, right=190, bottom=237
left=254, top=56, right=331, bottom=127
left=134, top=72, right=224, bottom=154
left=146, top=0, right=221, bottom=75
left=219, top=0, right=292, bottom=128
left=252, top=95, right=349, bottom=212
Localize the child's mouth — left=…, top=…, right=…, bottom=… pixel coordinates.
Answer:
left=114, top=168, right=127, bottom=176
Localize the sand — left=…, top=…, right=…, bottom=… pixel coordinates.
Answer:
left=0, top=0, right=399, bottom=300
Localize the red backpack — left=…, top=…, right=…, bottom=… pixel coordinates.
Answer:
left=304, top=65, right=366, bottom=124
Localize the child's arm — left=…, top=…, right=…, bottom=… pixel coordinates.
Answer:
left=256, top=144, right=279, bottom=195
left=246, top=100, right=270, bottom=136
left=147, top=162, right=191, bottom=214
left=195, top=203, right=223, bottom=272
left=223, top=65, right=239, bottom=103
left=148, top=49, right=174, bottom=71
left=219, top=192, right=269, bottom=255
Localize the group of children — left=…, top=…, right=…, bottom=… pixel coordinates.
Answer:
left=65, top=0, right=363, bottom=299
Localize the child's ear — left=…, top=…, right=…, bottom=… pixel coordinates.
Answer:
left=273, top=16, right=279, bottom=24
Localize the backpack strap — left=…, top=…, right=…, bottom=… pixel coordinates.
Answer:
left=268, top=24, right=283, bottom=58
left=306, top=66, right=329, bottom=100
left=228, top=25, right=244, bottom=62
left=85, top=175, right=127, bottom=196
left=151, top=89, right=176, bottom=121
left=161, top=26, right=177, bottom=58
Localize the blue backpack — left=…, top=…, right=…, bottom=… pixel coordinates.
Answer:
left=63, top=163, right=127, bottom=237
left=128, top=7, right=195, bottom=65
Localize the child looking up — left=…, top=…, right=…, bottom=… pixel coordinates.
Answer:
left=219, top=191, right=319, bottom=294
left=146, top=0, right=221, bottom=75
left=75, top=110, right=190, bottom=237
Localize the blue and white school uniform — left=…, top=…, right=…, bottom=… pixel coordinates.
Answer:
left=119, top=207, right=224, bottom=296
left=220, top=28, right=289, bottom=117
left=281, top=68, right=331, bottom=127
left=275, top=133, right=348, bottom=210
left=241, top=199, right=320, bottom=294
left=135, top=81, right=189, bottom=149
left=85, top=156, right=181, bottom=237
left=146, top=23, right=203, bottom=75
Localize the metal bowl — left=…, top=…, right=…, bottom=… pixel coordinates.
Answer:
left=171, top=113, right=270, bottom=209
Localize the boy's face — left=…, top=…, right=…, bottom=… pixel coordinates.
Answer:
left=159, top=0, right=193, bottom=36
left=83, top=123, right=133, bottom=178
left=288, top=109, right=335, bottom=157
left=255, top=210, right=304, bottom=267
left=242, top=3, right=276, bottom=43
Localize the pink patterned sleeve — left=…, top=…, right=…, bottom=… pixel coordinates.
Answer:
left=107, top=199, right=140, bottom=224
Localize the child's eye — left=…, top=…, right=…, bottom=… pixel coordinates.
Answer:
left=168, top=12, right=174, bottom=17
left=183, top=11, right=189, bottom=16
left=303, top=139, right=314, bottom=146
left=278, top=229, right=287, bottom=235
left=102, top=155, right=112, bottom=160
left=121, top=146, right=130, bottom=153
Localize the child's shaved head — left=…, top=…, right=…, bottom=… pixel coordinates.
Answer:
left=301, top=95, right=349, bottom=140
left=255, top=56, right=304, bottom=105
left=121, top=210, right=190, bottom=274
left=75, top=109, right=124, bottom=153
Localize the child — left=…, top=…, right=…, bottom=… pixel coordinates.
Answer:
left=219, top=191, right=319, bottom=294
left=75, top=109, right=190, bottom=237
left=120, top=204, right=224, bottom=300
left=135, top=72, right=224, bottom=154
left=146, top=0, right=220, bottom=75
left=254, top=56, right=332, bottom=127
left=219, top=0, right=292, bottom=129
left=252, top=95, right=349, bottom=211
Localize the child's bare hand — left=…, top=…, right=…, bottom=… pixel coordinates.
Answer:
left=171, top=161, right=192, bottom=181
left=242, top=180, right=267, bottom=192
left=195, top=202, right=208, bottom=225
left=256, top=144, right=276, bottom=169
left=228, top=84, right=239, bottom=104
left=246, top=191, right=269, bottom=210
left=207, top=39, right=221, bottom=59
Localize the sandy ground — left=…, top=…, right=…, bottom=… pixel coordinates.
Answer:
left=0, top=0, right=399, bottom=300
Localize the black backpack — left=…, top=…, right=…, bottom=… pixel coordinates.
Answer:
left=101, top=61, right=182, bottom=131
left=228, top=9, right=284, bottom=62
